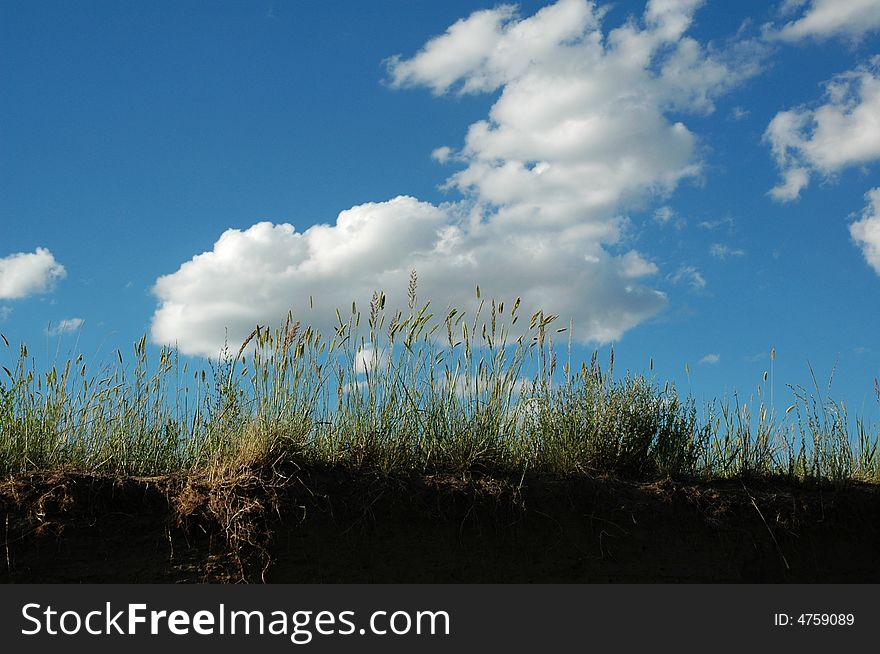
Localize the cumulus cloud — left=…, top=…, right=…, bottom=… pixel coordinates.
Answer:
left=46, top=318, right=84, bottom=336
left=850, top=187, right=880, bottom=275
left=391, top=0, right=762, bottom=229
left=618, top=250, right=659, bottom=278
left=152, top=197, right=666, bottom=356
left=771, top=0, right=880, bottom=42
left=431, top=146, right=453, bottom=163
left=152, top=0, right=761, bottom=357
left=699, top=353, right=720, bottom=365
left=764, top=58, right=880, bottom=201
left=0, top=247, right=66, bottom=300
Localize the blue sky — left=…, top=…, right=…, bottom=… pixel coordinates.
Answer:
left=2, top=0, right=880, bottom=420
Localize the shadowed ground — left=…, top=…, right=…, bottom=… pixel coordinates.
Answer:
left=2, top=467, right=878, bottom=583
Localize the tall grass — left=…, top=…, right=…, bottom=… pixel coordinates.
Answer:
left=1, top=287, right=878, bottom=484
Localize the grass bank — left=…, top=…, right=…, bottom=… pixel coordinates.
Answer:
left=2, top=287, right=878, bottom=483
left=1, top=288, right=879, bottom=582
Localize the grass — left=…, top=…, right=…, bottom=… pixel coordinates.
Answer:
left=1, top=282, right=879, bottom=485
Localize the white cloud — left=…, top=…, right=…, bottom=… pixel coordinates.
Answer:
left=653, top=205, right=686, bottom=229
left=386, top=4, right=522, bottom=95
left=354, top=342, right=390, bottom=376
left=699, top=353, right=720, bottom=365
left=730, top=106, right=750, bottom=121
left=152, top=0, right=761, bottom=357
left=778, top=0, right=809, bottom=16
left=850, top=187, right=880, bottom=275
left=618, top=250, right=659, bottom=278
left=709, top=243, right=745, bottom=260
left=654, top=206, right=674, bottom=224
left=764, top=58, right=880, bottom=201
left=431, top=146, right=453, bottom=163
left=670, top=265, right=706, bottom=289
left=0, top=247, right=66, bottom=300
left=46, top=318, right=84, bottom=337
left=771, top=0, right=880, bottom=42
left=151, top=197, right=666, bottom=357
left=0, top=306, right=11, bottom=322
left=398, top=0, right=761, bottom=231
left=697, top=216, right=734, bottom=230
left=768, top=166, right=810, bottom=202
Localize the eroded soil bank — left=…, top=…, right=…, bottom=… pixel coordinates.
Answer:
left=2, top=467, right=878, bottom=583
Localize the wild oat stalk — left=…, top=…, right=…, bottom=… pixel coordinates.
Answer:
left=0, top=285, right=878, bottom=483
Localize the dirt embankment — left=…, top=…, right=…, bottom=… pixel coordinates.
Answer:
left=1, top=466, right=878, bottom=583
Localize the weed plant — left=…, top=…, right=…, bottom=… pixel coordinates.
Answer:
left=1, top=282, right=878, bottom=484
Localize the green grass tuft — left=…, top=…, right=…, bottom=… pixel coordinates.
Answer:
left=1, top=292, right=878, bottom=484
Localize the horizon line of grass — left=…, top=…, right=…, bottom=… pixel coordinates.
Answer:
left=1, top=283, right=878, bottom=484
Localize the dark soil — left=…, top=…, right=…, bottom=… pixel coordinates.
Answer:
left=2, top=466, right=878, bottom=583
